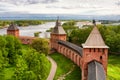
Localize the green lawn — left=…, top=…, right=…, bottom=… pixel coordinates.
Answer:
left=49, top=52, right=81, bottom=80
left=107, top=54, right=120, bottom=80
left=65, top=66, right=81, bottom=80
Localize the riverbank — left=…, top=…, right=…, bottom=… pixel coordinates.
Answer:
left=0, top=26, right=8, bottom=29
left=0, top=20, right=45, bottom=28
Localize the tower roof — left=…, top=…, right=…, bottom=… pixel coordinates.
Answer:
left=7, top=23, right=19, bottom=30
left=51, top=17, right=66, bottom=34
left=82, top=20, right=108, bottom=48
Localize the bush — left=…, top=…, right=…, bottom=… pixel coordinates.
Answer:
left=31, top=38, right=49, bottom=55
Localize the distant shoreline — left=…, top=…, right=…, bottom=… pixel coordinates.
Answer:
left=0, top=14, right=120, bottom=20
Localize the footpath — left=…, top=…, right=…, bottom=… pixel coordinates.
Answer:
left=47, top=56, right=57, bottom=80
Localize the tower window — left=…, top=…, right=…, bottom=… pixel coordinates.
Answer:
left=100, top=56, right=102, bottom=60
left=89, top=49, right=91, bottom=52
left=102, top=49, right=104, bottom=52
left=98, top=48, right=100, bottom=52
left=94, top=48, right=95, bottom=52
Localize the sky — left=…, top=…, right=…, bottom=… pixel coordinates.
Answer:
left=0, top=0, right=120, bottom=15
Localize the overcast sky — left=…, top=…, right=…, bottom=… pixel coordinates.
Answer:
left=0, top=0, right=120, bottom=15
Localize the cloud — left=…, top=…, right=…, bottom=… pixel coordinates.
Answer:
left=46, top=5, right=102, bottom=9
left=0, top=2, right=15, bottom=12
left=0, top=0, right=59, bottom=5
left=0, top=0, right=119, bottom=15
left=40, top=0, right=59, bottom=3
left=116, top=0, right=120, bottom=6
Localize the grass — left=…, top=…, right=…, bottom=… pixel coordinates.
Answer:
left=49, top=52, right=81, bottom=80
left=107, top=54, right=120, bottom=80
left=65, top=66, right=81, bottom=80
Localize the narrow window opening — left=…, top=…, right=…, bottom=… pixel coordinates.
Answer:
left=100, top=56, right=102, bottom=60
left=94, top=48, right=96, bottom=52
left=89, top=49, right=91, bottom=52
left=98, top=48, right=100, bottom=52
left=102, top=49, right=104, bottom=52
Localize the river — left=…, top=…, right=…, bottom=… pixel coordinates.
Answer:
left=0, top=22, right=57, bottom=38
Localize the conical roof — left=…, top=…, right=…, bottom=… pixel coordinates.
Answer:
left=51, top=17, right=66, bottom=34
left=82, top=21, right=108, bottom=48
left=7, top=23, right=19, bottom=30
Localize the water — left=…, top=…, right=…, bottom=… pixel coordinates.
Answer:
left=0, top=22, right=56, bottom=38
left=0, top=14, right=120, bottom=20
left=110, top=23, right=120, bottom=25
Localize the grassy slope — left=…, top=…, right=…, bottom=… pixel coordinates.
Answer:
left=50, top=52, right=81, bottom=80
left=65, top=66, right=81, bottom=80
left=108, top=54, right=120, bottom=80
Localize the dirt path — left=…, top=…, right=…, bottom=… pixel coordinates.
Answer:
left=47, top=56, right=57, bottom=80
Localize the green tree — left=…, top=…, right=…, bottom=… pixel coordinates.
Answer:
left=24, top=49, right=50, bottom=80
left=22, top=71, right=36, bottom=80
left=62, top=21, right=79, bottom=41
left=0, top=36, right=9, bottom=69
left=31, top=38, right=49, bottom=55
left=12, top=56, right=28, bottom=80
left=106, top=33, right=120, bottom=52
left=0, top=35, right=50, bottom=80
left=69, top=27, right=92, bottom=46
left=0, top=50, right=5, bottom=71
left=5, top=35, right=22, bottom=65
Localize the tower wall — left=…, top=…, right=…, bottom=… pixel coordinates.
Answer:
left=7, top=29, right=19, bottom=37
left=50, top=33, right=66, bottom=51
left=82, top=48, right=108, bottom=80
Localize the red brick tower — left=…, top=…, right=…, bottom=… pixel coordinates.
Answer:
left=50, top=17, right=66, bottom=51
left=82, top=20, right=109, bottom=80
left=7, top=23, right=19, bottom=37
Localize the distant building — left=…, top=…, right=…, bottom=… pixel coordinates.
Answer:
left=7, top=23, right=36, bottom=44
left=7, top=23, right=19, bottom=37
left=76, top=21, right=101, bottom=28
